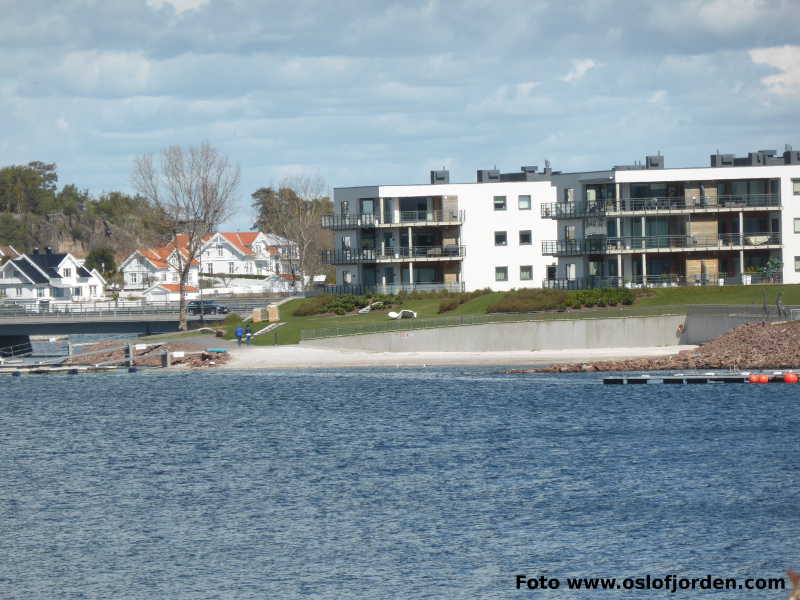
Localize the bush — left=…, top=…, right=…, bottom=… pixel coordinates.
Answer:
left=486, top=289, right=569, bottom=313
left=437, top=288, right=492, bottom=313
left=291, top=293, right=401, bottom=317
left=222, top=313, right=244, bottom=326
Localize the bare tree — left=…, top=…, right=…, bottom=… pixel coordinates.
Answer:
left=251, top=174, right=332, bottom=287
left=132, top=142, right=239, bottom=330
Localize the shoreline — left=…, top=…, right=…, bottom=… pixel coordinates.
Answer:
left=216, top=344, right=696, bottom=371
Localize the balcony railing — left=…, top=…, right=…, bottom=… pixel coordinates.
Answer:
left=321, top=246, right=466, bottom=264
left=321, top=214, right=380, bottom=229
left=540, top=202, right=607, bottom=219
left=322, top=210, right=464, bottom=229
left=541, top=238, right=608, bottom=256
left=543, top=272, right=783, bottom=290
left=608, top=193, right=780, bottom=213
left=606, top=232, right=781, bottom=251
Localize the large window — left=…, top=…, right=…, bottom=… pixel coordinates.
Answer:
left=518, top=195, right=531, bottom=210
left=493, top=196, right=507, bottom=211
left=62, top=268, right=71, bottom=277
left=519, top=230, right=532, bottom=245
left=564, top=225, right=576, bottom=241
left=494, top=231, right=507, bottom=246
left=36, top=287, right=45, bottom=297
left=520, top=265, right=533, bottom=280
left=495, top=266, right=508, bottom=281
left=73, top=287, right=82, bottom=297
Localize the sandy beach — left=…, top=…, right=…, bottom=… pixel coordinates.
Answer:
left=219, top=343, right=696, bottom=370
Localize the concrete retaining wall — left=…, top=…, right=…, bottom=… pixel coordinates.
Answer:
left=302, top=315, right=687, bottom=352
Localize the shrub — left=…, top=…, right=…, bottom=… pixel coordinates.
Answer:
left=222, top=313, right=244, bottom=326
left=486, top=289, right=568, bottom=313
left=437, top=298, right=460, bottom=313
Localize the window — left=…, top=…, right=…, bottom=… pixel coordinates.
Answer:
left=62, top=268, right=71, bottom=277
left=73, top=287, right=82, bottom=297
left=564, top=188, right=575, bottom=202
left=217, top=246, right=224, bottom=257
left=228, top=262, right=235, bottom=274
left=130, top=273, right=138, bottom=283
left=518, top=195, right=531, bottom=210
left=795, top=218, right=800, bottom=234
left=795, top=257, right=800, bottom=272
left=16, top=286, right=22, bottom=296
left=208, top=263, right=214, bottom=274
left=564, top=225, right=576, bottom=241
left=793, top=179, right=800, bottom=195
left=494, top=231, right=507, bottom=246
left=89, top=285, right=97, bottom=295
left=493, top=196, right=507, bottom=211
left=566, top=263, right=576, bottom=279
left=343, top=270, right=352, bottom=284
left=37, top=287, right=45, bottom=297
left=341, top=200, right=349, bottom=216
left=520, top=265, right=533, bottom=280
left=519, top=230, right=532, bottom=245
left=495, top=266, right=508, bottom=281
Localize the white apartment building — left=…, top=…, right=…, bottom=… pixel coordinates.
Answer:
left=323, top=168, right=558, bottom=292
left=0, top=247, right=106, bottom=306
left=540, top=146, right=800, bottom=288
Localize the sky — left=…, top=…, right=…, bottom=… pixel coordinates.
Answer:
left=2, top=0, right=799, bottom=230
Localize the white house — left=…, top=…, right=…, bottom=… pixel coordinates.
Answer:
left=120, top=231, right=297, bottom=295
left=0, top=247, right=106, bottom=306
left=324, top=168, right=558, bottom=292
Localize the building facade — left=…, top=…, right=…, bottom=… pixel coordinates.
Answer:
left=323, top=169, right=558, bottom=292
left=120, top=232, right=296, bottom=294
left=540, top=147, right=800, bottom=288
left=0, top=247, right=106, bottom=306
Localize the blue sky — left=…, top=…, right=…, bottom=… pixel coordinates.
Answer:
left=2, top=0, right=798, bottom=229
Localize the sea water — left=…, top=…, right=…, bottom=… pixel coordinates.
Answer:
left=1, top=368, right=798, bottom=599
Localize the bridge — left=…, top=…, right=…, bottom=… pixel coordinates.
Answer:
left=0, top=297, right=284, bottom=345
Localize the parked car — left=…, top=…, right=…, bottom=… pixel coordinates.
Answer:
left=186, top=300, right=230, bottom=315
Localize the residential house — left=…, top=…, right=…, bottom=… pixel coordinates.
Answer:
left=0, top=247, right=106, bottom=306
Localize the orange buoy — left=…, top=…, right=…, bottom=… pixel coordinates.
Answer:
left=748, top=374, right=760, bottom=383
left=784, top=372, right=798, bottom=384
left=757, top=374, right=770, bottom=384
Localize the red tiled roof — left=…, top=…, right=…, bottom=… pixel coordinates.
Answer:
left=219, top=232, right=260, bottom=255
left=157, top=283, right=199, bottom=292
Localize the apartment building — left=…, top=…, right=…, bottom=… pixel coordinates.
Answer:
left=323, top=169, right=558, bottom=292
left=538, top=146, right=800, bottom=288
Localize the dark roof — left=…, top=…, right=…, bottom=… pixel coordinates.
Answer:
left=26, top=253, right=67, bottom=279
left=11, top=257, right=48, bottom=283
left=78, top=266, right=92, bottom=277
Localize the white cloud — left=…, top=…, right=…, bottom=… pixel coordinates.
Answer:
left=750, top=45, right=800, bottom=96
left=561, top=59, right=601, bottom=83
left=146, top=0, right=209, bottom=15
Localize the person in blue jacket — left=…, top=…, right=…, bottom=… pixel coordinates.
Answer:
left=245, top=326, right=252, bottom=345
left=235, top=325, right=244, bottom=346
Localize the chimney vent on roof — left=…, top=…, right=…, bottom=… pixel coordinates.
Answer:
left=33, top=247, right=39, bottom=255
left=430, top=169, right=449, bottom=184
left=645, top=155, right=664, bottom=169
left=45, top=246, right=52, bottom=255
left=476, top=169, right=500, bottom=183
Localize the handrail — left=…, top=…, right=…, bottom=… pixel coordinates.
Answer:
left=321, top=246, right=466, bottom=263
left=605, top=232, right=781, bottom=250
left=609, top=193, right=780, bottom=212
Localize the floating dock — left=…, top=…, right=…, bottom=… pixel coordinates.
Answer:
left=603, top=372, right=794, bottom=384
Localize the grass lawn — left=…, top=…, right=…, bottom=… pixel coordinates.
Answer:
left=216, top=283, right=800, bottom=346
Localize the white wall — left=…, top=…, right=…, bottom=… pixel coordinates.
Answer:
left=379, top=181, right=557, bottom=291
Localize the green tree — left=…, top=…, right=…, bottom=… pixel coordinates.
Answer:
left=84, top=247, right=117, bottom=279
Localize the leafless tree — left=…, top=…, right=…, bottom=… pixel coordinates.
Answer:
left=132, top=142, right=239, bottom=330
left=251, top=173, right=332, bottom=286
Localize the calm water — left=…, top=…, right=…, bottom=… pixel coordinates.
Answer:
left=1, top=368, right=798, bottom=599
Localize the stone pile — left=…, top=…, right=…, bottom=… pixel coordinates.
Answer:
left=64, top=338, right=229, bottom=368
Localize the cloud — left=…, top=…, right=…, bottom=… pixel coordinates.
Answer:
left=749, top=45, right=800, bottom=96
left=146, top=0, right=209, bottom=15
left=561, top=59, right=601, bottom=83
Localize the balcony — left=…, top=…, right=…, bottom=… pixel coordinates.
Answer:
left=321, top=214, right=380, bottom=229
left=541, top=238, right=608, bottom=256
left=321, top=246, right=466, bottom=264
left=543, top=272, right=783, bottom=290
left=606, top=193, right=780, bottom=215
left=605, top=232, right=781, bottom=253
left=540, top=202, right=607, bottom=219
left=322, top=210, right=464, bottom=230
